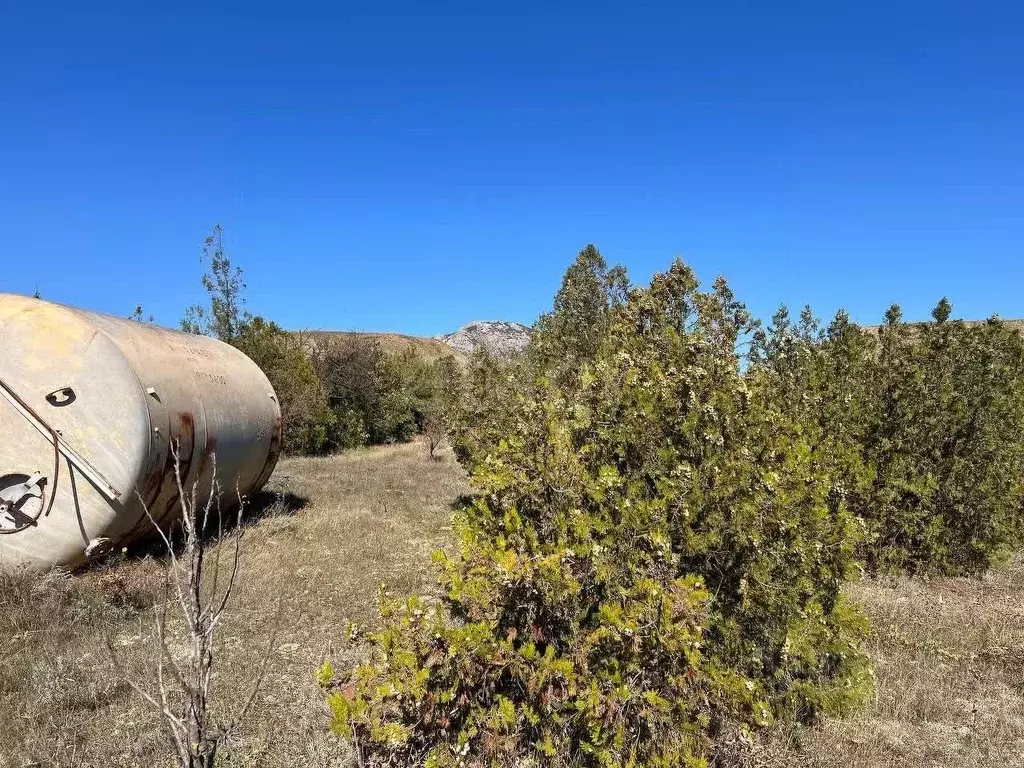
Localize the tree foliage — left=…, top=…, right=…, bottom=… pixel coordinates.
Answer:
left=182, top=225, right=248, bottom=342
left=751, top=299, right=1024, bottom=575
left=234, top=320, right=334, bottom=455
left=531, top=244, right=629, bottom=384
left=323, top=257, right=872, bottom=767
left=861, top=304, right=1024, bottom=573
left=307, top=335, right=459, bottom=452
left=181, top=226, right=456, bottom=455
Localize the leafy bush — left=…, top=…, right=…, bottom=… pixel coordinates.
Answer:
left=307, top=334, right=458, bottom=452
left=860, top=304, right=1024, bottom=574
left=181, top=226, right=453, bottom=456
left=751, top=300, right=1024, bottom=576
left=445, top=346, right=521, bottom=467
left=233, top=317, right=336, bottom=454
left=324, top=372, right=722, bottom=766
left=566, top=263, right=871, bottom=722
left=323, top=258, right=871, bottom=767
left=373, top=350, right=435, bottom=444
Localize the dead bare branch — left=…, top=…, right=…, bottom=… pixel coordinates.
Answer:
left=107, top=442, right=275, bottom=768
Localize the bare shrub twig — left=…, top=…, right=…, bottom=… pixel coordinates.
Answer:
left=108, top=443, right=279, bottom=768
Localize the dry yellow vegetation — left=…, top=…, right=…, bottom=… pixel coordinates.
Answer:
left=0, top=443, right=465, bottom=768
left=1, top=443, right=1022, bottom=767
left=741, top=562, right=1024, bottom=767
left=305, top=330, right=463, bottom=363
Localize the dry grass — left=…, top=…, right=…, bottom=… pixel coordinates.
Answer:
left=3, top=442, right=1023, bottom=767
left=745, top=559, right=1024, bottom=768
left=0, top=441, right=467, bottom=768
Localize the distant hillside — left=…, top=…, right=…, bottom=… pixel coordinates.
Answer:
left=306, top=331, right=462, bottom=363
left=304, top=320, right=533, bottom=362
left=986, top=318, right=1024, bottom=334
left=864, top=317, right=1024, bottom=336
left=437, top=321, right=533, bottom=357
left=306, top=318, right=1023, bottom=364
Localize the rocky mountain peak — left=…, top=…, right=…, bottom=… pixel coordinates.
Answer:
left=437, top=321, right=532, bottom=357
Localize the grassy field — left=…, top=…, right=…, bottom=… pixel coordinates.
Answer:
left=0, top=443, right=466, bottom=768
left=747, top=563, right=1024, bottom=767
left=2, top=443, right=1022, bottom=767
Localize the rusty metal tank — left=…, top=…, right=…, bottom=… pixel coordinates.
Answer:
left=0, top=293, right=283, bottom=571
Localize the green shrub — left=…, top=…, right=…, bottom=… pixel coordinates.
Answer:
left=860, top=304, right=1024, bottom=574
left=330, top=407, right=368, bottom=450
left=570, top=264, right=871, bottom=722
left=446, top=346, right=520, bottom=466
left=372, top=350, right=435, bottom=444
left=324, top=374, right=722, bottom=767
left=750, top=300, right=1024, bottom=576
left=323, top=258, right=871, bottom=767
left=308, top=335, right=454, bottom=451
left=233, top=317, right=336, bottom=454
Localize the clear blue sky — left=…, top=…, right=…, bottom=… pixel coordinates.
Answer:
left=1, top=1, right=1021, bottom=335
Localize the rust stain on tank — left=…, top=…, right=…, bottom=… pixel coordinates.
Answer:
left=128, top=414, right=199, bottom=538
left=165, top=412, right=197, bottom=513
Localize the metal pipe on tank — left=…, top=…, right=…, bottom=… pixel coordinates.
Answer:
left=0, top=293, right=283, bottom=571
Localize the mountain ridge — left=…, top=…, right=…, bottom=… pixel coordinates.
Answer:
left=436, top=320, right=533, bottom=357
left=303, top=320, right=533, bottom=361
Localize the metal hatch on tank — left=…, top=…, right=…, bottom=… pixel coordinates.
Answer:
left=0, top=293, right=283, bottom=571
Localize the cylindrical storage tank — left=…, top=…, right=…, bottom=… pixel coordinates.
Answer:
left=0, top=293, right=283, bottom=571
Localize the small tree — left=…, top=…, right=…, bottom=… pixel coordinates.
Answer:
left=182, top=225, right=249, bottom=343
left=323, top=257, right=871, bottom=767
left=421, top=408, right=444, bottom=459
left=422, top=355, right=462, bottom=460
left=530, top=244, right=629, bottom=379
left=177, top=227, right=344, bottom=456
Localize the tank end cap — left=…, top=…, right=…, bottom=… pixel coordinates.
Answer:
left=85, top=537, right=114, bottom=560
